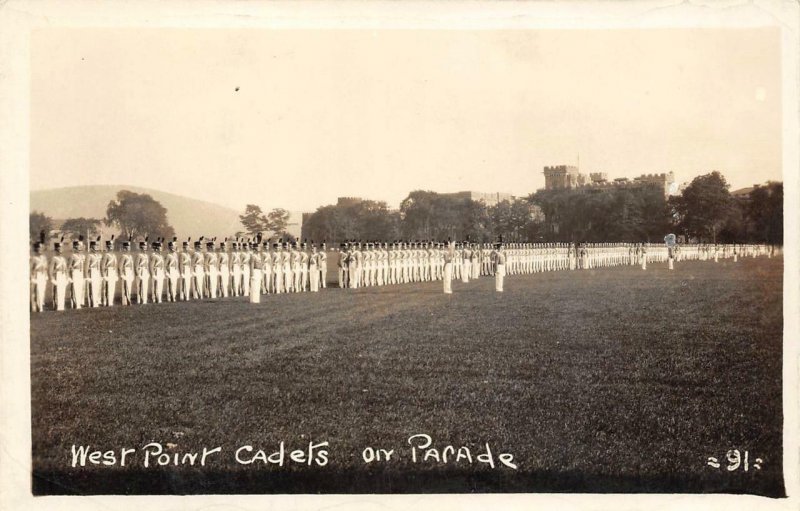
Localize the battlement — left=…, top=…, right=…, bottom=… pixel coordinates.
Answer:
left=543, top=165, right=579, bottom=175
left=541, top=164, right=674, bottom=197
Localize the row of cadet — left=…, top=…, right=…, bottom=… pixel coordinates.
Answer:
left=30, top=235, right=779, bottom=312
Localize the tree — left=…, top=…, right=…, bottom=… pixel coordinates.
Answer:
left=265, top=208, right=291, bottom=237
left=239, top=204, right=268, bottom=236
left=670, top=171, right=735, bottom=242
left=60, top=217, right=102, bottom=239
left=29, top=211, right=53, bottom=242
left=105, top=190, right=175, bottom=240
left=744, top=181, right=783, bottom=244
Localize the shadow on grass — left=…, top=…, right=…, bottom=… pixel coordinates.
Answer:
left=33, top=467, right=786, bottom=497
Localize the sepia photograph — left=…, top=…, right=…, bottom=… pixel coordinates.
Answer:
left=1, top=0, right=798, bottom=509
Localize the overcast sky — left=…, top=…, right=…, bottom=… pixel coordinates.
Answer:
left=31, top=28, right=781, bottom=212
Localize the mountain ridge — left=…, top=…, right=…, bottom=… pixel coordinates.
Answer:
left=29, top=185, right=290, bottom=240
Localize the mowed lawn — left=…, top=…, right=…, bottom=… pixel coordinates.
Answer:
left=30, top=257, right=784, bottom=496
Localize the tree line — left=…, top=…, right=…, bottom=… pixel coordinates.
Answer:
left=299, top=171, right=782, bottom=245
left=30, top=172, right=784, bottom=247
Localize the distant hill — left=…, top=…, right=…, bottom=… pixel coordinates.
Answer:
left=30, top=185, right=247, bottom=240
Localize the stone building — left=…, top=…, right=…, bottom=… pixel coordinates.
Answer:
left=542, top=165, right=676, bottom=197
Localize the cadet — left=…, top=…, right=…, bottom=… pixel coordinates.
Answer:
left=192, top=239, right=205, bottom=299
left=30, top=235, right=48, bottom=312
left=338, top=243, right=349, bottom=288
left=135, top=239, right=150, bottom=304
left=443, top=239, right=454, bottom=294
left=241, top=240, right=251, bottom=297
left=48, top=238, right=68, bottom=311
left=119, top=239, right=135, bottom=305
left=494, top=241, right=506, bottom=293
left=272, top=242, right=283, bottom=293
left=261, top=240, right=272, bottom=294
left=309, top=243, right=321, bottom=292
left=205, top=239, right=219, bottom=299
left=165, top=238, right=180, bottom=302
left=86, top=238, right=103, bottom=308
left=289, top=241, right=300, bottom=292
left=249, top=241, right=263, bottom=303
left=319, top=242, right=328, bottom=289
left=300, top=241, right=310, bottom=292
left=282, top=241, right=293, bottom=293
left=102, top=236, right=119, bottom=306
left=179, top=239, right=193, bottom=301
left=150, top=240, right=166, bottom=303
left=216, top=239, right=230, bottom=298
left=68, top=237, right=86, bottom=309
left=230, top=241, right=242, bottom=296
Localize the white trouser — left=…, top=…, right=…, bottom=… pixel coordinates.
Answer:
left=31, top=272, right=47, bottom=312
left=443, top=262, right=453, bottom=294
left=52, top=272, right=68, bottom=311
left=249, top=269, right=261, bottom=303
left=88, top=269, right=103, bottom=307
left=105, top=270, right=118, bottom=306
left=70, top=270, right=85, bottom=308
left=121, top=271, right=134, bottom=305
left=310, top=264, right=319, bottom=292
left=495, top=264, right=505, bottom=292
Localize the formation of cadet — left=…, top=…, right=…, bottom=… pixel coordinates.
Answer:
left=30, top=234, right=779, bottom=312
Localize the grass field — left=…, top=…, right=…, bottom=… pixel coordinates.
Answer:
left=30, top=257, right=784, bottom=496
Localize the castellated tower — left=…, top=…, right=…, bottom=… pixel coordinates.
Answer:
left=543, top=165, right=582, bottom=190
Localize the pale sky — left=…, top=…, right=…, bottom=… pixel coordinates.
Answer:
left=31, top=28, right=781, bottom=212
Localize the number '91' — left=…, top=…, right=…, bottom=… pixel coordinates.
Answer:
left=707, top=450, right=762, bottom=472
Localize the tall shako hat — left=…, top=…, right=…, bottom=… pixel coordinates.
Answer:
left=195, top=236, right=203, bottom=248
left=220, top=237, right=227, bottom=249
left=495, top=235, right=503, bottom=249
left=73, top=234, right=84, bottom=249
left=105, top=234, right=116, bottom=249
left=168, top=236, right=177, bottom=249
left=139, top=235, right=149, bottom=249
left=89, top=235, right=100, bottom=249
left=207, top=237, right=216, bottom=248
left=183, top=237, right=191, bottom=248
left=122, top=235, right=132, bottom=249
left=33, top=229, right=46, bottom=250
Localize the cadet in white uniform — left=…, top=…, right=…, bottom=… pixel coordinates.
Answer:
left=218, top=239, right=231, bottom=298
left=191, top=240, right=205, bottom=299
left=30, top=238, right=48, bottom=312
left=165, top=238, right=180, bottom=302
left=86, top=238, right=103, bottom=308
left=241, top=241, right=251, bottom=297
left=309, top=243, right=321, bottom=292
left=48, top=239, right=68, bottom=311
left=135, top=240, right=150, bottom=304
left=119, top=240, right=134, bottom=305
left=102, top=237, right=118, bottom=306
left=205, top=240, right=219, bottom=299
left=249, top=241, right=262, bottom=303
left=319, top=242, right=328, bottom=289
left=272, top=242, right=283, bottom=293
left=150, top=240, right=166, bottom=303
left=179, top=240, right=192, bottom=301
left=68, top=238, right=86, bottom=309
left=443, top=240, right=454, bottom=294
left=230, top=242, right=242, bottom=296
left=494, top=242, right=506, bottom=293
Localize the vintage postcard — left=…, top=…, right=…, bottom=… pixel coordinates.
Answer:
left=1, top=1, right=798, bottom=510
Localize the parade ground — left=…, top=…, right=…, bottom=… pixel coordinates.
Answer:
left=30, top=256, right=784, bottom=496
